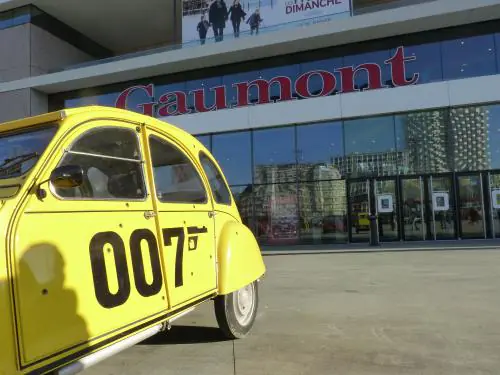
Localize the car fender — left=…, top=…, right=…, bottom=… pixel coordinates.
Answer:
left=217, top=220, right=266, bottom=295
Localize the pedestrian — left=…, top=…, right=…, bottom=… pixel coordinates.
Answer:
left=246, top=8, right=263, bottom=35
left=228, top=0, right=246, bottom=38
left=209, top=0, right=228, bottom=42
left=197, top=14, right=210, bottom=45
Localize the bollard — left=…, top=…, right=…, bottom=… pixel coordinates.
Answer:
left=369, top=214, right=379, bottom=246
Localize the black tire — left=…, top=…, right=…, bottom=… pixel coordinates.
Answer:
left=214, top=281, right=259, bottom=339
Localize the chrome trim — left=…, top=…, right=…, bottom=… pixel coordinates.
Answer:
left=63, top=150, right=143, bottom=163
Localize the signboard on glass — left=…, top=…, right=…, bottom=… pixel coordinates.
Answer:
left=432, top=192, right=449, bottom=212
left=491, top=189, right=500, bottom=209
left=377, top=194, right=393, bottom=213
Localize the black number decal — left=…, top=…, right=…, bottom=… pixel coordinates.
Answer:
left=89, top=232, right=131, bottom=309
left=90, top=225, right=208, bottom=308
left=130, top=229, right=163, bottom=297
left=162, top=227, right=185, bottom=287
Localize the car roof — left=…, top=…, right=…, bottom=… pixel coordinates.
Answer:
left=0, top=106, right=199, bottom=147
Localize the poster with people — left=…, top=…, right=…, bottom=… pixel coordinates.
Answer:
left=182, top=0, right=351, bottom=45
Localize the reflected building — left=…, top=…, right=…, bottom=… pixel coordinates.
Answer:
left=403, top=110, right=451, bottom=173
left=450, top=106, right=490, bottom=171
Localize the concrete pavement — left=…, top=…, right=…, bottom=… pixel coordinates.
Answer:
left=83, top=248, right=500, bottom=375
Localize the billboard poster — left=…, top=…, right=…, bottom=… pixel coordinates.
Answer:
left=182, top=0, right=351, bottom=45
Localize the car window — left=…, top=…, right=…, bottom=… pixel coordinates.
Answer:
left=54, top=127, right=146, bottom=200
left=149, top=135, right=207, bottom=204
left=200, top=152, right=232, bottom=205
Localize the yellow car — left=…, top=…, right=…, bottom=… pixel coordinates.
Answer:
left=0, top=106, right=266, bottom=375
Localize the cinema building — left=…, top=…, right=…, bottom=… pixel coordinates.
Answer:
left=1, top=0, right=500, bottom=247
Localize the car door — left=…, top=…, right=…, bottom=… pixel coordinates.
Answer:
left=11, top=121, right=169, bottom=368
left=145, top=127, right=217, bottom=308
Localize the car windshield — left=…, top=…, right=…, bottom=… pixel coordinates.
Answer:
left=0, top=125, right=57, bottom=183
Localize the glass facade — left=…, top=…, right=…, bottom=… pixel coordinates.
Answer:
left=198, top=104, right=500, bottom=246
left=51, top=21, right=500, bottom=116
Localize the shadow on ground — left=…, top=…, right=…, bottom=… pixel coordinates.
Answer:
left=139, top=325, right=231, bottom=346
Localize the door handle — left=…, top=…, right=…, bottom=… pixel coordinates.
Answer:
left=208, top=211, right=217, bottom=218
left=144, top=211, right=157, bottom=220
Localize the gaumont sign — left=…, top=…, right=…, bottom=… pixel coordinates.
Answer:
left=115, top=46, right=419, bottom=118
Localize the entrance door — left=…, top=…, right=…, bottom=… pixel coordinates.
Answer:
left=347, top=180, right=371, bottom=243
left=456, top=173, right=486, bottom=239
left=488, top=172, right=500, bottom=238
left=400, top=177, right=426, bottom=241
left=373, top=178, right=399, bottom=241
left=347, top=178, right=399, bottom=243
left=428, top=175, right=457, bottom=240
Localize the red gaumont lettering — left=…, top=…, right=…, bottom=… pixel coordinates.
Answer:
left=115, top=46, right=419, bottom=117
left=286, top=0, right=342, bottom=14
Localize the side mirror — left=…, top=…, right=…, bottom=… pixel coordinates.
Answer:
left=50, top=165, right=84, bottom=189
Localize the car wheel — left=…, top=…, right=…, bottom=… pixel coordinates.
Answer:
left=214, top=281, right=259, bottom=339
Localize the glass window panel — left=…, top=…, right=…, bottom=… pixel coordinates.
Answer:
left=344, top=116, right=397, bottom=177
left=496, top=33, right=500, bottom=73
left=253, top=183, right=299, bottom=246
left=442, top=34, right=497, bottom=80
left=149, top=135, right=207, bottom=204
left=200, top=152, right=232, bottom=205
left=258, top=65, right=301, bottom=102
left=487, top=104, right=500, bottom=170
left=222, top=71, right=260, bottom=107
left=395, top=109, right=451, bottom=174
left=212, top=131, right=251, bottom=185
left=231, top=185, right=254, bottom=229
left=253, top=126, right=296, bottom=184
left=298, top=180, right=348, bottom=245
left=185, top=77, right=223, bottom=113
left=70, top=127, right=141, bottom=160
left=390, top=42, right=443, bottom=85
left=342, top=50, right=393, bottom=91
left=449, top=105, right=500, bottom=171
left=296, top=121, right=344, bottom=181
left=299, top=58, right=342, bottom=97
left=195, top=135, right=211, bottom=151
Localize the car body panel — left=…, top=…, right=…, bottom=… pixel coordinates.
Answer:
left=0, top=106, right=265, bottom=375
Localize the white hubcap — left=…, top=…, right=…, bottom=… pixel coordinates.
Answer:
left=234, top=283, right=255, bottom=326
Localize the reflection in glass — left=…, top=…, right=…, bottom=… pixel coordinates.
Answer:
left=391, top=43, right=443, bottom=84
left=401, top=178, right=426, bottom=240
left=429, top=176, right=456, bottom=240
left=348, top=180, right=370, bottom=242
left=195, top=135, right=211, bottom=151
left=487, top=104, right=500, bottom=169
left=489, top=173, right=500, bottom=238
left=253, top=126, right=296, bottom=184
left=457, top=175, right=485, bottom=239
left=343, top=116, right=397, bottom=177
left=441, top=35, right=497, bottom=80
left=299, top=58, right=343, bottom=96
left=450, top=106, right=491, bottom=171
left=342, top=50, right=393, bottom=90
left=299, top=180, right=348, bottom=244
left=212, top=131, right=252, bottom=185
left=297, top=121, right=344, bottom=181
left=395, top=109, right=451, bottom=174
left=374, top=179, right=398, bottom=241
left=231, top=185, right=254, bottom=229
left=253, top=183, right=298, bottom=245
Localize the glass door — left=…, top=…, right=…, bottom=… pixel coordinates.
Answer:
left=428, top=175, right=457, bottom=240
left=456, top=173, right=486, bottom=239
left=488, top=172, right=500, bottom=238
left=374, top=178, right=399, bottom=241
left=347, top=179, right=371, bottom=243
left=400, top=177, right=426, bottom=241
